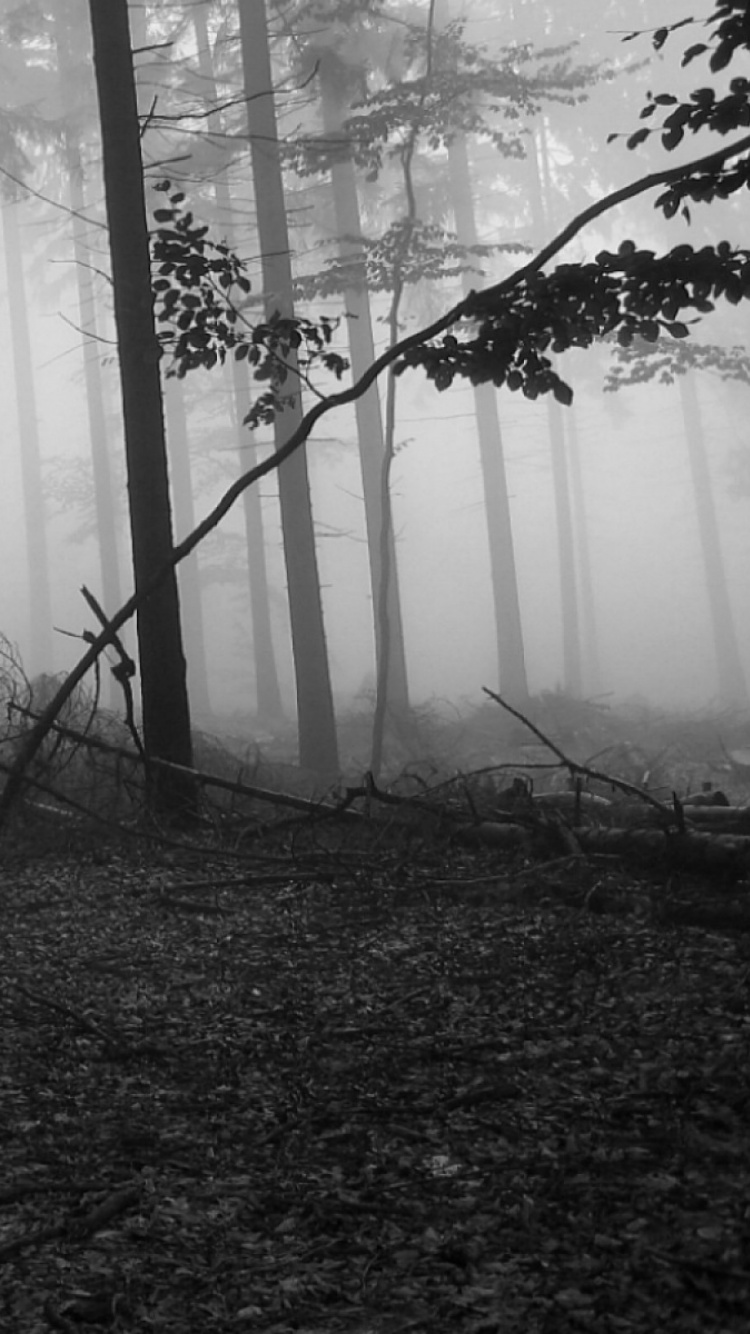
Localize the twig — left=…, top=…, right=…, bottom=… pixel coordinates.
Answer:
left=482, top=688, right=674, bottom=819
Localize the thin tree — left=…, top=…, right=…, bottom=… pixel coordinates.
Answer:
left=55, top=6, right=123, bottom=679
left=1, top=192, right=53, bottom=673
left=678, top=371, right=747, bottom=707
left=316, top=48, right=411, bottom=716
left=191, top=6, right=284, bottom=722
left=162, top=378, right=212, bottom=718
left=87, top=0, right=193, bottom=805
left=528, top=124, right=583, bottom=696
left=238, top=0, right=339, bottom=774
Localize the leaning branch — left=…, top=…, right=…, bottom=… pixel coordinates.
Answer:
left=2, top=132, right=749, bottom=825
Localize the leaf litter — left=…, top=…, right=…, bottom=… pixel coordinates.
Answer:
left=0, top=840, right=749, bottom=1333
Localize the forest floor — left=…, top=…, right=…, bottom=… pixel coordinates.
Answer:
left=1, top=822, right=749, bottom=1334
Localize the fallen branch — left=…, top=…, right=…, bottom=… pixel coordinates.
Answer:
left=483, top=688, right=675, bottom=819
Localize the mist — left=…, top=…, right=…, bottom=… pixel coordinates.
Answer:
left=0, top=0, right=748, bottom=777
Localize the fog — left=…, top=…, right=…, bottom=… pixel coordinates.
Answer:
left=0, top=0, right=748, bottom=760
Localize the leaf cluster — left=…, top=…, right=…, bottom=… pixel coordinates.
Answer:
left=151, top=183, right=348, bottom=423
left=613, top=0, right=750, bottom=220
left=397, top=240, right=750, bottom=404
left=294, top=221, right=526, bottom=304
left=604, top=335, right=750, bottom=390
left=287, top=30, right=598, bottom=181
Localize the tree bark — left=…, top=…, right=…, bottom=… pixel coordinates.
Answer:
left=87, top=0, right=193, bottom=805
left=238, top=0, right=339, bottom=774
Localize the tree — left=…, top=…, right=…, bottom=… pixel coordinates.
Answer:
left=316, top=45, right=411, bottom=717
left=604, top=335, right=748, bottom=708
left=0, top=191, right=53, bottom=673
left=190, top=5, right=285, bottom=723
left=237, top=0, right=339, bottom=775
left=7, top=0, right=748, bottom=820
left=87, top=0, right=193, bottom=808
left=54, top=1, right=124, bottom=684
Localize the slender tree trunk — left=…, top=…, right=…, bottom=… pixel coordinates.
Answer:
left=229, top=362, right=286, bottom=720
left=238, top=0, right=339, bottom=774
left=447, top=133, right=529, bottom=704
left=565, top=405, right=603, bottom=694
left=1, top=198, right=53, bottom=673
left=529, top=125, right=583, bottom=695
left=55, top=17, right=123, bottom=706
left=318, top=55, right=411, bottom=714
left=163, top=378, right=212, bottom=717
left=192, top=8, right=284, bottom=721
left=679, top=372, right=748, bottom=707
left=88, top=0, right=193, bottom=804
left=547, top=400, right=583, bottom=696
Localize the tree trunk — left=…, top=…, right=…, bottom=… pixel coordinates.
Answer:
left=447, top=133, right=529, bottom=704
left=192, top=8, right=285, bottom=723
left=163, top=378, right=212, bottom=718
left=679, top=372, right=748, bottom=707
left=565, top=404, right=603, bottom=695
left=56, top=15, right=123, bottom=705
left=238, top=0, right=339, bottom=774
left=1, top=198, right=53, bottom=674
left=547, top=399, right=583, bottom=696
left=529, top=124, right=583, bottom=696
left=317, top=54, right=411, bottom=715
left=230, top=363, right=286, bottom=721
left=87, top=0, right=193, bottom=805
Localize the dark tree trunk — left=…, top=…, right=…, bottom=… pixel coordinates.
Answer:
left=87, top=0, right=193, bottom=805
left=238, top=0, right=339, bottom=775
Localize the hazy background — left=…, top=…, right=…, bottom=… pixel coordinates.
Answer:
left=0, top=0, right=747, bottom=734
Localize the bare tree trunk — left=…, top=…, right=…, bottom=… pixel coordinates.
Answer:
left=447, top=133, right=529, bottom=704
left=230, top=362, right=286, bottom=721
left=56, top=15, right=123, bottom=704
left=317, top=54, right=411, bottom=716
left=565, top=404, right=603, bottom=695
left=679, top=372, right=748, bottom=707
left=88, top=0, right=193, bottom=806
left=238, top=0, right=339, bottom=774
left=1, top=197, right=53, bottom=673
left=163, top=378, right=212, bottom=718
left=192, top=8, right=285, bottom=723
left=547, top=399, right=583, bottom=696
left=529, top=124, right=583, bottom=695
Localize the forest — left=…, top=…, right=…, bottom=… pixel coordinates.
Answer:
left=0, top=2, right=750, bottom=1331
